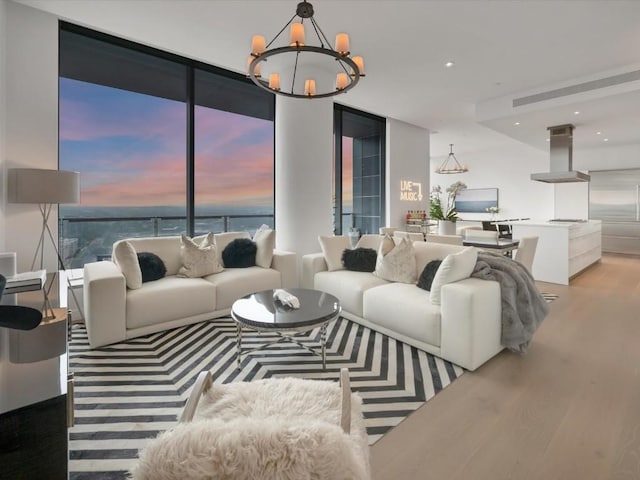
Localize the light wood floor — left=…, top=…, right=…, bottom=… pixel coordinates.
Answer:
left=371, top=253, right=640, bottom=480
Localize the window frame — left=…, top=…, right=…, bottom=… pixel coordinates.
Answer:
left=333, top=103, right=386, bottom=235
left=58, top=21, right=276, bottom=238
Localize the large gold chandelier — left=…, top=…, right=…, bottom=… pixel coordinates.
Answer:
left=247, top=1, right=365, bottom=99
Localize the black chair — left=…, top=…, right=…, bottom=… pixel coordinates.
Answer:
left=0, top=274, right=43, bottom=331
left=482, top=221, right=497, bottom=231
left=497, top=224, right=512, bottom=239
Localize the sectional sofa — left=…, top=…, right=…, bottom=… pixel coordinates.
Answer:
left=83, top=233, right=296, bottom=348
left=302, top=237, right=503, bottom=371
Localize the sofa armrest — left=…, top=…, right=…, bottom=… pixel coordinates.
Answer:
left=271, top=250, right=297, bottom=288
left=440, top=277, right=502, bottom=371
left=301, top=253, right=328, bottom=289
left=84, top=261, right=127, bottom=348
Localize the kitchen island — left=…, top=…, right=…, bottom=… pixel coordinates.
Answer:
left=511, top=220, right=602, bottom=285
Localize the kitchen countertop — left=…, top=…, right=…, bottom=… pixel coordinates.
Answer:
left=507, top=219, right=601, bottom=228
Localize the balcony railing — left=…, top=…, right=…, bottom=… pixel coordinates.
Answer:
left=59, top=214, right=274, bottom=268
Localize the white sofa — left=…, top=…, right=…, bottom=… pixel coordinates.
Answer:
left=83, top=234, right=297, bottom=348
left=302, top=239, right=503, bottom=371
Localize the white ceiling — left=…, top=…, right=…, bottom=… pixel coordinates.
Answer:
left=15, top=0, right=640, bottom=157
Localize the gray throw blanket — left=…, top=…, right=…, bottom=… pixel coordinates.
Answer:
left=471, top=252, right=549, bottom=353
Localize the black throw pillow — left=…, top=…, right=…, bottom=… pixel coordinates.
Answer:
left=222, top=238, right=257, bottom=268
left=417, top=260, right=443, bottom=291
left=342, top=247, right=377, bottom=272
left=137, top=252, right=167, bottom=283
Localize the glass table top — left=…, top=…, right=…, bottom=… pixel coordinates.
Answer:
left=231, top=288, right=341, bottom=329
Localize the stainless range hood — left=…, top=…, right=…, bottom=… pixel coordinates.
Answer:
left=531, top=124, right=590, bottom=183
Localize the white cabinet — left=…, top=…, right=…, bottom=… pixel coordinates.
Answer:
left=512, top=220, right=602, bottom=285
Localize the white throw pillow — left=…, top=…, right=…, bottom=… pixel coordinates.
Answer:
left=429, top=247, right=478, bottom=305
left=318, top=236, right=351, bottom=271
left=113, top=240, right=142, bottom=290
left=373, top=237, right=417, bottom=284
left=253, top=225, right=276, bottom=268
left=356, top=234, right=383, bottom=251
left=178, top=233, right=223, bottom=278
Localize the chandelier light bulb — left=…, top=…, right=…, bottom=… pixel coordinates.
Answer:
left=336, top=72, right=349, bottom=91
left=269, top=73, right=281, bottom=91
left=246, top=56, right=261, bottom=77
left=251, top=35, right=266, bottom=55
left=335, top=33, right=350, bottom=55
left=351, top=56, right=365, bottom=76
left=290, top=22, right=305, bottom=46
left=304, top=79, right=316, bottom=96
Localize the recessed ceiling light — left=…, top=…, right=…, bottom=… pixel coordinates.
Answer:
left=514, top=122, right=520, bottom=126
left=604, top=138, right=609, bottom=142
left=445, top=61, right=455, bottom=68
left=574, top=111, right=580, bottom=115
left=596, top=131, right=602, bottom=135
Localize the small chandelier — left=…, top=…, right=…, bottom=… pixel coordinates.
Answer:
left=247, top=1, right=365, bottom=99
left=435, top=144, right=468, bottom=174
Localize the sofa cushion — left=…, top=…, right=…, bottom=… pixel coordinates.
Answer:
left=222, top=238, right=257, bottom=268
left=416, top=260, right=442, bottom=291
left=253, top=225, right=276, bottom=268
left=126, top=275, right=216, bottom=330
left=204, top=267, right=281, bottom=310
left=137, top=252, right=167, bottom=283
left=373, top=237, right=417, bottom=284
left=355, top=234, right=382, bottom=251
left=430, top=247, right=478, bottom=305
left=214, top=232, right=251, bottom=265
left=118, top=236, right=183, bottom=276
left=318, top=236, right=351, bottom=271
left=342, top=248, right=377, bottom=272
left=113, top=240, right=142, bottom=290
left=178, top=233, right=223, bottom=278
left=314, top=270, right=389, bottom=318
left=413, top=241, right=466, bottom=278
left=363, top=283, right=442, bottom=347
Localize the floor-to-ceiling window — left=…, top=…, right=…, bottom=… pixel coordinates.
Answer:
left=333, top=105, right=385, bottom=235
left=59, top=24, right=274, bottom=267
left=193, top=70, right=274, bottom=234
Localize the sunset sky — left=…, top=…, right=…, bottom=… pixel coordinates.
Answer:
left=59, top=78, right=274, bottom=208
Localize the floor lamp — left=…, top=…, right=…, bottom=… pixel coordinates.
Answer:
left=8, top=168, right=81, bottom=319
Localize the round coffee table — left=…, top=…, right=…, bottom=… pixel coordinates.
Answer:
left=231, top=288, right=341, bottom=370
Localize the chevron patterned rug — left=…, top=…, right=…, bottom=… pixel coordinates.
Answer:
left=68, top=317, right=464, bottom=479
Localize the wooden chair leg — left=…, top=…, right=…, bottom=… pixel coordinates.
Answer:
left=179, top=371, right=213, bottom=423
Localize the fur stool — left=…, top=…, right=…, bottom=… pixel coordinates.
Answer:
left=132, top=369, right=370, bottom=480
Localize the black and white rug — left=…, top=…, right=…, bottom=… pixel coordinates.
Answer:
left=68, top=317, right=464, bottom=479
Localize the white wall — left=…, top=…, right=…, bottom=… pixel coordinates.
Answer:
left=575, top=143, right=640, bottom=172
left=5, top=1, right=59, bottom=272
left=386, top=118, right=430, bottom=228
left=430, top=138, right=554, bottom=222
left=0, top=0, right=7, bottom=251
left=275, top=96, right=334, bottom=269
left=555, top=142, right=640, bottom=219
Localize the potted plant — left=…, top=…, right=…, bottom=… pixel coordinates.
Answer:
left=429, top=182, right=467, bottom=235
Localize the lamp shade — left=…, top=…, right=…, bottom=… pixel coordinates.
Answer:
left=8, top=168, right=80, bottom=204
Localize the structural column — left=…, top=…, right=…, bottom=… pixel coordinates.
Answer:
left=275, top=96, right=334, bottom=281
left=385, top=118, right=430, bottom=228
